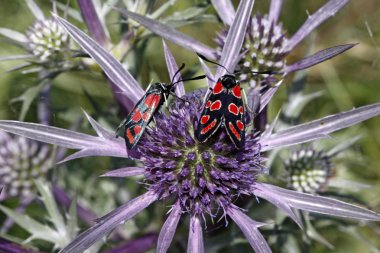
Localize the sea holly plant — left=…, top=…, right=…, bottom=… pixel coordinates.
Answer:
left=0, top=1, right=378, bottom=252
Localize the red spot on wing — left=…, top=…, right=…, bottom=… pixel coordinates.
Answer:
left=134, top=125, right=142, bottom=135
left=210, top=100, right=222, bottom=111
left=200, top=115, right=210, bottom=124
left=154, top=95, right=161, bottom=105
left=205, top=100, right=212, bottom=108
left=232, top=85, right=242, bottom=98
left=239, top=106, right=244, bottom=114
left=142, top=111, right=151, bottom=122
left=228, top=103, right=239, bottom=115
left=201, top=119, right=217, bottom=135
left=126, top=128, right=135, bottom=144
left=131, top=110, right=142, bottom=122
left=213, top=82, right=224, bottom=94
left=237, top=120, right=244, bottom=131
left=144, top=94, right=160, bottom=107
left=228, top=122, right=241, bottom=140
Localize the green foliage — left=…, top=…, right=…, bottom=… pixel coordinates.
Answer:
left=0, top=181, right=77, bottom=250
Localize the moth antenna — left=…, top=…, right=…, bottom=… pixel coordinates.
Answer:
left=170, top=92, right=191, bottom=104
left=197, top=53, right=232, bottom=75
left=172, top=75, right=206, bottom=86
left=170, top=63, right=186, bottom=84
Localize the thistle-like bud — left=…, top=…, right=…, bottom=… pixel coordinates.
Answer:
left=27, top=18, right=70, bottom=67
left=285, top=148, right=333, bottom=194
left=0, top=132, right=53, bottom=198
left=216, top=14, right=287, bottom=85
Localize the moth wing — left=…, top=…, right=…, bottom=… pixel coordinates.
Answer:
left=224, top=88, right=245, bottom=149
left=124, top=91, right=163, bottom=149
left=195, top=84, right=226, bottom=143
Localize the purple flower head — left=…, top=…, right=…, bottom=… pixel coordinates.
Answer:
left=139, top=89, right=262, bottom=216
left=1, top=3, right=380, bottom=252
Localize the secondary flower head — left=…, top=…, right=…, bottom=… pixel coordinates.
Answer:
left=0, top=132, right=53, bottom=199
left=0, top=0, right=78, bottom=74
left=215, top=13, right=287, bottom=84
left=27, top=18, right=69, bottom=66
left=215, top=0, right=355, bottom=88
left=285, top=148, right=332, bottom=194
left=1, top=2, right=380, bottom=252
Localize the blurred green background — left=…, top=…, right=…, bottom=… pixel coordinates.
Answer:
left=0, top=0, right=380, bottom=252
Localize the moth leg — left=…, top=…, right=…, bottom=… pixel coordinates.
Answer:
left=150, top=116, right=158, bottom=131
left=170, top=92, right=191, bottom=104
left=203, top=87, right=213, bottom=105
left=163, top=93, right=168, bottom=107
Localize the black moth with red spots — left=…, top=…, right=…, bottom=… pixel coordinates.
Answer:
left=195, top=74, right=246, bottom=149
left=117, top=82, right=174, bottom=149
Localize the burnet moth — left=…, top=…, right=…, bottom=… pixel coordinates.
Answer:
left=195, top=55, right=275, bottom=149
left=117, top=64, right=205, bottom=149
left=195, top=73, right=246, bottom=149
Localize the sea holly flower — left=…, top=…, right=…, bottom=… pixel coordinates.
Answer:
left=27, top=18, right=69, bottom=67
left=282, top=130, right=366, bottom=195
left=1, top=2, right=380, bottom=253
left=118, top=0, right=352, bottom=87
